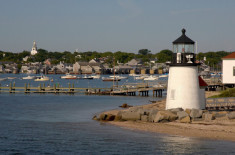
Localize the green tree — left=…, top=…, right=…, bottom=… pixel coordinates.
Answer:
left=138, top=49, right=151, bottom=55
left=156, top=49, right=173, bottom=63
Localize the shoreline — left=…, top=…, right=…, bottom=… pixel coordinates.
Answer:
left=96, top=92, right=235, bottom=142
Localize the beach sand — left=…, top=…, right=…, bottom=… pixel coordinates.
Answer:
left=101, top=91, right=235, bottom=142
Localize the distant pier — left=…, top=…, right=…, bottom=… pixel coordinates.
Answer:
left=0, top=82, right=166, bottom=97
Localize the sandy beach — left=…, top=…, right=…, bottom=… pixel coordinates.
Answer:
left=99, top=92, right=235, bottom=142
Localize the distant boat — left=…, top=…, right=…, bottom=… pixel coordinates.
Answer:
left=0, top=78, right=7, bottom=81
left=7, top=77, right=17, bottom=80
left=143, top=75, right=158, bottom=81
left=159, top=74, right=168, bottom=78
left=135, top=75, right=148, bottom=80
left=102, top=77, right=121, bottom=82
left=81, top=75, right=93, bottom=80
left=22, top=75, right=36, bottom=80
left=90, top=74, right=101, bottom=79
left=61, top=73, right=77, bottom=79
left=109, top=75, right=127, bottom=79
left=34, top=75, right=49, bottom=81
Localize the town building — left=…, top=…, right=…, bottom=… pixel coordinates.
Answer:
left=222, top=52, right=235, bottom=85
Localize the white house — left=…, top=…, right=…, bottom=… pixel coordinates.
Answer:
left=222, top=52, right=235, bottom=84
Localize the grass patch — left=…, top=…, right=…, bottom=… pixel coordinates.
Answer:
left=209, top=88, right=235, bottom=98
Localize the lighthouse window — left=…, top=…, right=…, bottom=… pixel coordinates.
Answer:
left=233, top=67, right=235, bottom=76
left=170, top=89, right=175, bottom=100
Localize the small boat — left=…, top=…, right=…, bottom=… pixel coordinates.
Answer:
left=159, top=74, right=168, bottom=78
left=135, top=75, right=148, bottom=80
left=109, top=75, right=127, bottom=79
left=144, top=75, right=158, bottom=81
left=7, top=77, right=17, bottom=80
left=81, top=75, right=93, bottom=80
left=102, top=77, right=121, bottom=81
left=61, top=73, right=77, bottom=79
left=90, top=74, right=101, bottom=79
left=34, top=75, right=50, bottom=81
left=0, top=78, right=7, bottom=81
left=22, top=75, right=36, bottom=80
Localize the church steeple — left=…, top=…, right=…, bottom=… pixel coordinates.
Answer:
left=31, top=41, right=38, bottom=55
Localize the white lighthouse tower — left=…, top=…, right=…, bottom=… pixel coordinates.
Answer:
left=166, top=29, right=205, bottom=110
left=31, top=41, right=38, bottom=55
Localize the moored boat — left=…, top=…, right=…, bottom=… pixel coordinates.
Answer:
left=22, top=75, right=36, bottom=80
left=143, top=75, right=158, bottom=81
left=90, top=74, right=101, bottom=79
left=61, top=73, right=77, bottom=79
left=34, top=75, right=50, bottom=81
left=102, top=77, right=121, bottom=81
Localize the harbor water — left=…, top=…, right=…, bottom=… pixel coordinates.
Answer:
left=0, top=74, right=234, bottom=154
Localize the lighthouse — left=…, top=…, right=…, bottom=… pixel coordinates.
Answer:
left=166, top=29, right=205, bottom=110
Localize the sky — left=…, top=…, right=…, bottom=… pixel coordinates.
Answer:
left=1, top=0, right=235, bottom=54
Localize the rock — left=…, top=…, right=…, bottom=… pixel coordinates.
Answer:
left=141, top=115, right=149, bottom=122
left=106, top=114, right=115, bottom=121
left=180, top=116, right=191, bottom=123
left=121, top=111, right=141, bottom=121
left=148, top=109, right=158, bottom=122
left=204, top=113, right=215, bottom=122
left=92, top=115, right=99, bottom=121
left=185, top=109, right=191, bottom=115
left=169, top=108, right=184, bottom=114
left=119, top=103, right=132, bottom=108
left=153, top=110, right=178, bottom=123
left=213, top=111, right=228, bottom=118
left=227, top=112, right=235, bottom=119
left=177, top=111, right=189, bottom=120
left=190, top=109, right=203, bottom=118
left=114, top=111, right=123, bottom=121
left=128, top=106, right=143, bottom=112
left=99, top=113, right=107, bottom=120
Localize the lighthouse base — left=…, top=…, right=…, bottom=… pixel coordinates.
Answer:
left=166, top=66, right=205, bottom=110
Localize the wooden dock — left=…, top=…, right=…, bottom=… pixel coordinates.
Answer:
left=0, top=82, right=166, bottom=97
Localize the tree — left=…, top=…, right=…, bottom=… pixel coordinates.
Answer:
left=138, top=49, right=151, bottom=55
left=156, top=49, right=173, bottom=63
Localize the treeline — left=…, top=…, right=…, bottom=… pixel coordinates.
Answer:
left=0, top=49, right=173, bottom=65
left=0, top=49, right=232, bottom=67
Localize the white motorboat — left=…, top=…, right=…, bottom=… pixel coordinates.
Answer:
left=90, top=74, right=101, bottom=79
left=109, top=75, right=127, bottom=79
left=159, top=74, right=168, bottom=78
left=61, top=73, right=77, bottom=79
left=0, top=78, right=7, bottom=81
left=81, top=75, right=93, bottom=80
left=34, top=75, right=50, bottom=81
left=134, top=75, right=148, bottom=80
left=143, top=75, right=158, bottom=81
left=22, top=75, right=36, bottom=80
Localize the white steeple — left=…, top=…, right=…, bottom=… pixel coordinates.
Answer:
left=31, top=41, right=38, bottom=55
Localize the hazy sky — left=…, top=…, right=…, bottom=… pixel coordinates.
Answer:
left=1, top=0, right=235, bottom=54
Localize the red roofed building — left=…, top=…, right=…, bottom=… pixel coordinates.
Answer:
left=222, top=52, right=235, bottom=84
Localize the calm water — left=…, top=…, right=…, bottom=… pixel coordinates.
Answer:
left=0, top=74, right=234, bottom=154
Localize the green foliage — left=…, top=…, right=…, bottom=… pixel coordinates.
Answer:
left=138, top=49, right=151, bottom=55
left=156, top=49, right=173, bottom=63
left=209, top=88, right=235, bottom=98
left=0, top=49, right=233, bottom=68
left=197, top=51, right=230, bottom=67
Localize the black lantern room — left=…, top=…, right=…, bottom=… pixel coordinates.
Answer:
left=168, top=29, right=199, bottom=66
